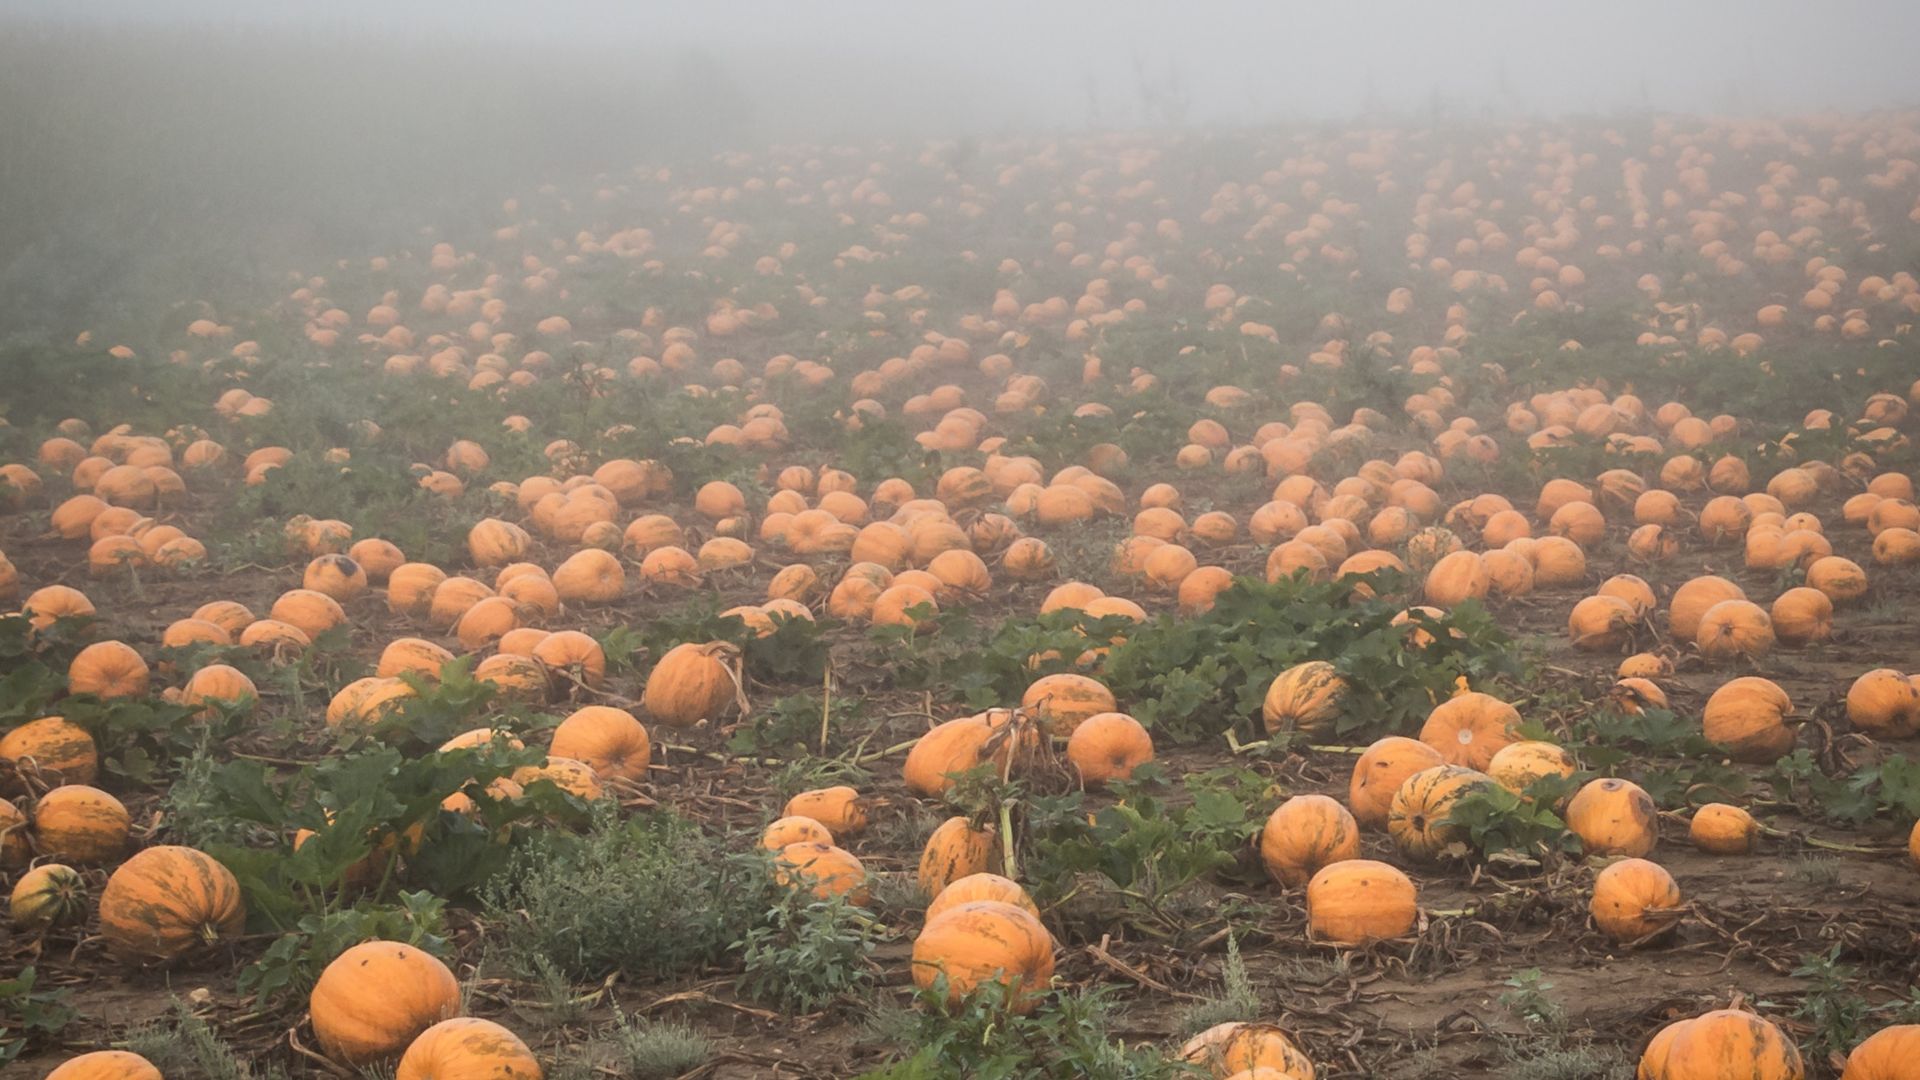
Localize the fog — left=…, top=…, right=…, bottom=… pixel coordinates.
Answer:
left=3, top=0, right=1918, bottom=336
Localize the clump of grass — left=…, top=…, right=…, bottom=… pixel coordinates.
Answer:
left=1497, top=1043, right=1632, bottom=1080
left=1174, top=933, right=1261, bottom=1036
left=1789, top=856, right=1842, bottom=888
left=610, top=1007, right=713, bottom=1080
left=737, top=890, right=879, bottom=1012
left=126, top=1001, right=290, bottom=1080
left=482, top=806, right=780, bottom=982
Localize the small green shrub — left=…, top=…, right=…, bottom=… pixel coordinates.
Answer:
left=737, top=890, right=879, bottom=1012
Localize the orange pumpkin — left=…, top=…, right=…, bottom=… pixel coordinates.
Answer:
left=641, top=642, right=740, bottom=728
left=774, top=841, right=870, bottom=905
left=45, top=1052, right=164, bottom=1080
left=311, top=940, right=463, bottom=1065
left=1702, top=677, right=1795, bottom=762
left=1591, top=857, right=1682, bottom=942
left=1694, top=599, right=1774, bottom=661
left=925, top=872, right=1039, bottom=923
left=67, top=640, right=149, bottom=699
left=918, top=816, right=996, bottom=897
left=1844, top=1025, right=1920, bottom=1080
left=910, top=899, right=1054, bottom=1011
left=1348, top=736, right=1446, bottom=830
left=1259, top=794, right=1361, bottom=887
left=1668, top=575, right=1746, bottom=644
left=1770, top=587, right=1833, bottom=646
left=783, top=786, right=869, bottom=837
left=549, top=706, right=651, bottom=783
left=903, top=712, right=1035, bottom=796
left=1418, top=692, right=1520, bottom=770
left=1177, top=1021, right=1318, bottom=1079
left=1064, top=711, right=1153, bottom=787
left=1566, top=777, right=1659, bottom=857
left=1846, top=669, right=1920, bottom=739
left=1020, top=673, right=1115, bottom=737
left=98, top=845, right=245, bottom=962
left=1643, top=1009, right=1804, bottom=1080
left=1486, top=741, right=1577, bottom=798
left=1261, top=660, right=1352, bottom=737
left=1388, top=765, right=1491, bottom=859
left=32, top=784, right=129, bottom=863
left=1689, top=803, right=1759, bottom=854
left=1305, top=859, right=1418, bottom=944
left=395, top=1017, right=541, bottom=1080
left=0, top=716, right=98, bottom=789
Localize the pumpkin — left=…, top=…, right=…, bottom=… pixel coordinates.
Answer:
left=911, top=899, right=1054, bottom=1010
left=1348, top=736, right=1446, bottom=830
left=311, top=940, right=463, bottom=1065
left=530, top=630, right=607, bottom=687
left=918, top=816, right=996, bottom=897
left=67, top=640, right=150, bottom=699
left=775, top=841, right=870, bottom=904
left=763, top=815, right=833, bottom=850
left=180, top=664, right=258, bottom=716
left=1261, top=661, right=1351, bottom=737
left=926, top=873, right=1039, bottom=922
left=783, top=786, right=869, bottom=836
left=1065, top=711, right=1153, bottom=787
left=32, top=784, right=129, bottom=863
left=304, top=554, right=368, bottom=602
left=468, top=518, right=530, bottom=567
left=903, top=712, right=1035, bottom=796
left=1690, top=803, right=1759, bottom=854
left=98, top=844, right=245, bottom=962
left=0, top=800, right=26, bottom=868
left=1702, top=677, right=1795, bottom=762
left=1418, top=692, right=1520, bottom=770
left=44, top=1052, right=165, bottom=1080
left=1259, top=794, right=1361, bottom=887
left=24, top=584, right=97, bottom=630
left=1487, top=741, right=1577, bottom=799
left=327, top=676, right=417, bottom=730
left=1568, top=594, right=1638, bottom=651
left=1694, top=599, right=1774, bottom=661
left=1668, top=576, right=1746, bottom=643
left=1591, top=857, right=1683, bottom=943
left=1843, top=1025, right=1920, bottom=1080
left=1770, top=587, right=1833, bottom=646
left=1388, top=765, right=1492, bottom=859
left=387, top=563, right=448, bottom=616
left=553, top=548, right=624, bottom=603
left=9, top=862, right=88, bottom=930
left=642, top=642, right=740, bottom=728
left=1529, top=536, right=1587, bottom=587
left=396, top=1017, right=542, bottom=1080
left=1846, top=669, right=1920, bottom=739
left=1566, top=777, right=1659, bottom=857
left=549, top=706, right=651, bottom=783
left=1020, top=673, right=1116, bottom=736
left=0, top=715, right=98, bottom=789
left=1178, top=1022, right=1318, bottom=1079
left=1306, top=859, right=1418, bottom=944
left=378, top=638, right=456, bottom=681
left=1644, top=1009, right=1804, bottom=1080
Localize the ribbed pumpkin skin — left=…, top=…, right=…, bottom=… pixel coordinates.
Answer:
left=310, top=941, right=462, bottom=1065
left=918, top=816, right=996, bottom=897
left=396, top=1017, right=542, bottom=1080
left=1259, top=794, right=1361, bottom=887
left=641, top=642, right=737, bottom=728
left=1689, top=803, right=1759, bottom=854
left=45, top=1050, right=165, bottom=1080
left=1844, top=1025, right=1920, bottom=1080
left=925, top=873, right=1039, bottom=923
left=783, top=785, right=869, bottom=836
left=1418, top=692, right=1521, bottom=771
left=1656, top=1009, right=1805, bottom=1080
left=0, top=715, right=98, bottom=789
left=32, top=784, right=130, bottom=863
left=775, top=842, right=870, bottom=905
left=1590, top=857, right=1682, bottom=942
left=549, top=706, right=651, bottom=783
left=1348, top=737, right=1446, bottom=829
left=1566, top=778, right=1660, bottom=858
left=910, top=899, right=1055, bottom=1011
left=1177, top=1021, right=1319, bottom=1078
left=1019, top=673, right=1116, bottom=736
left=1702, top=677, right=1795, bottom=763
left=1387, top=766, right=1492, bottom=859
left=903, top=712, right=1036, bottom=797
left=9, top=862, right=89, bottom=929
left=1261, top=660, right=1351, bottom=737
left=98, top=845, right=245, bottom=962
left=1306, top=859, right=1418, bottom=944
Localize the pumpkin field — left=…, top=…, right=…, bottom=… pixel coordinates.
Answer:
left=7, top=100, right=1920, bottom=1080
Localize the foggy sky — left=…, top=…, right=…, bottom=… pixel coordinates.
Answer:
left=11, top=0, right=1920, bottom=135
